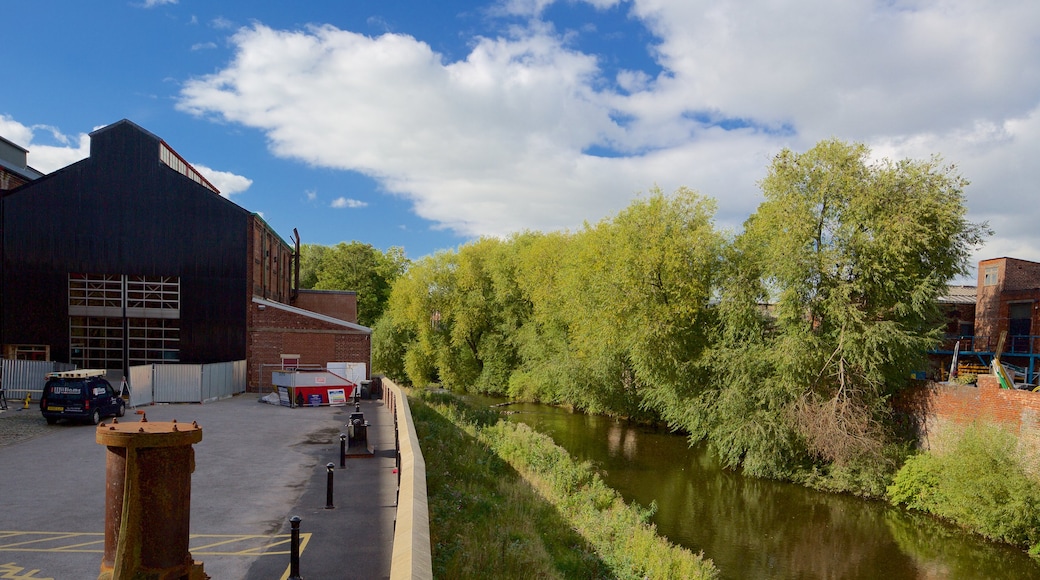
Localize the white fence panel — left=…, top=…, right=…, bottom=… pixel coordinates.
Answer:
left=234, top=359, right=247, bottom=394
left=128, top=364, right=154, bottom=406
left=154, top=363, right=203, bottom=403
left=201, top=361, right=239, bottom=402
left=1, top=359, right=76, bottom=401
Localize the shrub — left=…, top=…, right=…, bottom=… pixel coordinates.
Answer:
left=887, top=423, right=1040, bottom=551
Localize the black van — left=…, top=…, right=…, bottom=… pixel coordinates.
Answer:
left=40, top=370, right=125, bottom=425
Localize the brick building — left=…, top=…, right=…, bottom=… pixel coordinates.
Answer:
left=933, top=257, right=1040, bottom=383
left=974, top=257, right=1040, bottom=351
left=1, top=119, right=370, bottom=390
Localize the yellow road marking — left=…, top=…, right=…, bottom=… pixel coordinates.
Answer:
left=278, top=533, right=310, bottom=580
left=0, top=561, right=53, bottom=579
left=0, top=532, right=311, bottom=557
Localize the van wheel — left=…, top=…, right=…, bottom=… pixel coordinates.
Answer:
left=45, top=417, right=58, bottom=425
left=91, top=409, right=101, bottom=425
left=117, top=401, right=126, bottom=417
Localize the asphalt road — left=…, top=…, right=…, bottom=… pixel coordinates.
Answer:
left=0, top=394, right=396, bottom=579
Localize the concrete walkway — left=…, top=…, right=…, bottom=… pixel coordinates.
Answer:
left=0, top=393, right=397, bottom=580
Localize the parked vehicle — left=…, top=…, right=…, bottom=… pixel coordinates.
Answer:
left=40, top=369, right=125, bottom=425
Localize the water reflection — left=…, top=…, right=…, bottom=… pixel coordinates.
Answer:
left=465, top=396, right=1040, bottom=580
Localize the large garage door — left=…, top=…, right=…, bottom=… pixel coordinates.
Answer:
left=68, top=273, right=180, bottom=370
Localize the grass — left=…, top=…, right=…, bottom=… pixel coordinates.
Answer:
left=411, top=390, right=717, bottom=579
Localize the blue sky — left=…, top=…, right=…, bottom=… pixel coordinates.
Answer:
left=4, top=0, right=1040, bottom=274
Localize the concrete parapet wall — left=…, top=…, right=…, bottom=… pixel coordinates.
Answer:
left=384, top=379, right=433, bottom=580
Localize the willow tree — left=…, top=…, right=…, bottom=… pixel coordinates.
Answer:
left=728, top=139, right=987, bottom=476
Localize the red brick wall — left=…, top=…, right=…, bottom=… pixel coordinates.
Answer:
left=895, top=374, right=1040, bottom=464
left=974, top=258, right=1040, bottom=350
left=1001, top=258, right=1040, bottom=291
left=248, top=217, right=293, bottom=304
left=247, top=302, right=371, bottom=391
left=292, top=290, right=358, bottom=324
left=975, top=258, right=1006, bottom=341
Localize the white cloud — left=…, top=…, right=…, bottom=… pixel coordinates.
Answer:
left=191, top=42, right=217, bottom=51
left=331, top=197, right=369, bottom=209
left=141, top=0, right=178, bottom=7
left=191, top=163, right=252, bottom=198
left=177, top=1, right=1040, bottom=262
left=0, top=115, right=90, bottom=173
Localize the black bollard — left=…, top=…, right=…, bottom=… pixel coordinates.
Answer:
left=288, top=515, right=302, bottom=580
left=325, top=463, right=335, bottom=509
left=339, top=433, right=346, bottom=468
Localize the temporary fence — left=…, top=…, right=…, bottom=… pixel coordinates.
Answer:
left=0, top=359, right=245, bottom=406
left=0, top=359, right=77, bottom=402
left=145, top=360, right=247, bottom=404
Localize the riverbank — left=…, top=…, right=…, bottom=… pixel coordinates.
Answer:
left=409, top=390, right=717, bottom=579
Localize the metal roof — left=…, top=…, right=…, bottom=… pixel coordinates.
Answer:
left=938, top=285, right=977, bottom=305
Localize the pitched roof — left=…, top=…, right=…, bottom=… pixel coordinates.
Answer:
left=939, top=285, right=977, bottom=305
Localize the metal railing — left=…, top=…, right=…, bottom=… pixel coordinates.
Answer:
left=937, top=335, right=1040, bottom=355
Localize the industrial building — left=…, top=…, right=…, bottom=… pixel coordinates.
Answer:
left=934, top=256, right=1040, bottom=384
left=0, top=119, right=370, bottom=391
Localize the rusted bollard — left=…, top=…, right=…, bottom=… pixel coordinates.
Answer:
left=96, top=415, right=206, bottom=580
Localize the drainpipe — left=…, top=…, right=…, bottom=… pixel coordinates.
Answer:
left=291, top=228, right=300, bottom=303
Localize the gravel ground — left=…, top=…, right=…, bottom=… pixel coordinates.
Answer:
left=0, top=405, right=55, bottom=447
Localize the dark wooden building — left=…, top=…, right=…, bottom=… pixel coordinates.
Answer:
left=1, top=119, right=370, bottom=387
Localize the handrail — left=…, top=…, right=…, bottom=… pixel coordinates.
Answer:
left=383, top=378, right=433, bottom=580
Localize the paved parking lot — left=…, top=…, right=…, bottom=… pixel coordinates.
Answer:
left=0, top=394, right=396, bottom=579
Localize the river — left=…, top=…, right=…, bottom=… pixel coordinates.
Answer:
left=463, top=396, right=1040, bottom=579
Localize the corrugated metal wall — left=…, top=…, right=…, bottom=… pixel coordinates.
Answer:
left=1, top=359, right=77, bottom=401
left=142, top=360, right=246, bottom=404
left=154, top=364, right=203, bottom=403
left=128, top=365, right=154, bottom=406
left=1, top=359, right=246, bottom=405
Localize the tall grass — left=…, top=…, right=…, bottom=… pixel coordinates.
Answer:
left=412, top=390, right=717, bottom=579
left=887, top=423, right=1040, bottom=556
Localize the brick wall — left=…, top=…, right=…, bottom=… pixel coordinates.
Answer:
left=974, top=257, right=1040, bottom=349
left=895, top=374, right=1040, bottom=475
left=293, top=290, right=358, bottom=324
left=247, top=301, right=371, bottom=391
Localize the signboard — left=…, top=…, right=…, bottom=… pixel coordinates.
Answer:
left=276, top=386, right=292, bottom=407
left=307, top=394, right=323, bottom=407
left=328, top=388, right=347, bottom=406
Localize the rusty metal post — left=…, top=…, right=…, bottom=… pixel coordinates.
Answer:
left=288, top=515, right=303, bottom=580
left=325, top=463, right=335, bottom=509
left=96, top=415, right=206, bottom=580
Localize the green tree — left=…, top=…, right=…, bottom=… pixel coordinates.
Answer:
left=310, top=241, right=409, bottom=326
left=297, top=243, right=328, bottom=289
left=370, top=313, right=412, bottom=381
left=728, top=139, right=987, bottom=475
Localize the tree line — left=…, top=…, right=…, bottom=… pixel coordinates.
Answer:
left=362, top=140, right=987, bottom=488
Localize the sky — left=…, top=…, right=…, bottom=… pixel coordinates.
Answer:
left=3, top=0, right=1039, bottom=279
